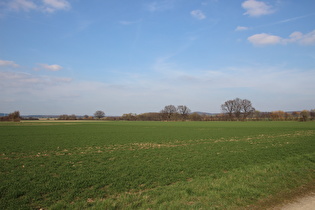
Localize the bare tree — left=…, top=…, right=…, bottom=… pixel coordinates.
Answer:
left=241, top=99, right=255, bottom=120
left=94, top=110, right=105, bottom=119
left=177, top=105, right=191, bottom=120
left=221, top=99, right=235, bottom=120
left=221, top=98, right=255, bottom=120
left=160, top=105, right=177, bottom=120
left=233, top=98, right=243, bottom=119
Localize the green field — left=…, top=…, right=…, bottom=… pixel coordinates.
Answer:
left=0, top=121, right=314, bottom=209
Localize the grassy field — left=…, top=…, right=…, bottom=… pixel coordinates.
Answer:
left=0, top=121, right=314, bottom=209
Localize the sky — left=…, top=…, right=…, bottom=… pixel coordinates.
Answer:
left=0, top=0, right=315, bottom=116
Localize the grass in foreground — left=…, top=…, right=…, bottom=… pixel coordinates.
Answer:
left=0, top=121, right=314, bottom=209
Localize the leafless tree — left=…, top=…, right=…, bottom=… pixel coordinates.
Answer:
left=233, top=98, right=243, bottom=119
left=221, top=99, right=235, bottom=120
left=221, top=98, right=255, bottom=120
left=94, top=110, right=105, bottom=119
left=160, top=105, right=177, bottom=120
left=241, top=99, right=255, bottom=119
left=177, top=105, right=191, bottom=120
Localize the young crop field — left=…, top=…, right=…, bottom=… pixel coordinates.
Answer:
left=0, top=121, right=314, bottom=209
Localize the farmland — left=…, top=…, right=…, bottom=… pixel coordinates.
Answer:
left=0, top=121, right=314, bottom=209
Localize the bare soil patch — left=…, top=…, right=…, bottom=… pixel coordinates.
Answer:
left=246, top=182, right=315, bottom=210
left=275, top=193, right=315, bottom=210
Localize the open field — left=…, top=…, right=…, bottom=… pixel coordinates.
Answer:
left=0, top=121, right=314, bottom=209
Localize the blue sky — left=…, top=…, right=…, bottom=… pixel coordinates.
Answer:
left=0, top=0, right=315, bottom=116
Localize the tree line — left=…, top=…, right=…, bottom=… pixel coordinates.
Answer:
left=118, top=98, right=314, bottom=121
left=57, top=98, right=314, bottom=122
left=2, top=98, right=315, bottom=122
left=0, top=111, right=21, bottom=122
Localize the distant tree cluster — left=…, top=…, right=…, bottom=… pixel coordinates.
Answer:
left=221, top=98, right=255, bottom=121
left=265, top=110, right=314, bottom=122
left=58, top=114, right=78, bottom=120
left=55, top=110, right=106, bottom=120
left=21, top=117, right=39, bottom=120
left=160, top=105, right=191, bottom=121
left=0, top=111, right=21, bottom=122
left=121, top=112, right=161, bottom=121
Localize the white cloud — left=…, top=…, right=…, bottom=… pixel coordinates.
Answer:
left=35, top=63, right=63, bottom=71
left=248, top=30, right=315, bottom=46
left=242, top=0, right=274, bottom=17
left=149, top=58, right=315, bottom=112
left=8, top=0, right=37, bottom=12
left=42, top=0, right=70, bottom=13
left=248, top=33, right=282, bottom=46
left=191, top=10, right=206, bottom=20
left=0, top=71, right=71, bottom=89
left=6, top=0, right=70, bottom=13
left=0, top=60, right=19, bottom=67
left=235, top=26, right=249, bottom=31
left=1, top=63, right=315, bottom=115
left=295, top=30, right=315, bottom=45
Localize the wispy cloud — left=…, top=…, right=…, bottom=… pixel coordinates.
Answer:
left=289, top=30, right=315, bottom=45
left=5, top=0, right=70, bottom=13
left=0, top=71, right=71, bottom=89
left=252, top=13, right=315, bottom=29
left=242, top=0, right=274, bottom=17
left=0, top=60, right=20, bottom=68
left=42, top=0, right=70, bottom=13
left=276, top=14, right=315, bottom=24
left=248, top=30, right=315, bottom=46
left=235, top=26, right=249, bottom=31
left=34, top=63, right=63, bottom=71
left=8, top=0, right=37, bottom=12
left=149, top=56, right=315, bottom=112
left=146, top=1, right=175, bottom=12
left=191, top=10, right=206, bottom=20
left=1, top=62, right=314, bottom=115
